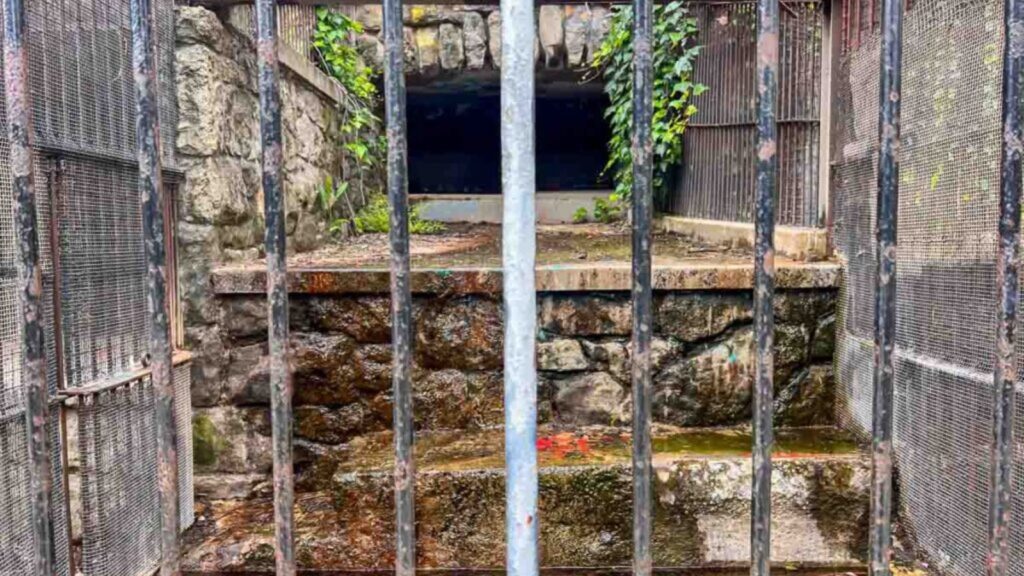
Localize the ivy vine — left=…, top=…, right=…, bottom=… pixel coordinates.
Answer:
left=589, top=1, right=706, bottom=207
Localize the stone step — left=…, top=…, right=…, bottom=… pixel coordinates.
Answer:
left=182, top=426, right=868, bottom=572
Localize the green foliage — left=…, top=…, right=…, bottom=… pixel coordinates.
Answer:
left=313, top=8, right=377, bottom=101
left=592, top=197, right=624, bottom=224
left=353, top=194, right=447, bottom=235
left=572, top=207, right=589, bottom=224
left=589, top=1, right=705, bottom=205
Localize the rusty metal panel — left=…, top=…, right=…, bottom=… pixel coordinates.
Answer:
left=671, top=0, right=823, bottom=227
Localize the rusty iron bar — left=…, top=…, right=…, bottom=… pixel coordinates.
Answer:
left=751, top=0, right=778, bottom=569
left=868, top=0, right=902, bottom=571
left=501, top=0, right=539, bottom=570
left=987, top=0, right=1024, bottom=571
left=131, top=0, right=180, bottom=573
left=256, top=0, right=296, bottom=574
left=630, top=0, right=654, bottom=570
left=383, top=0, right=416, bottom=568
left=3, top=0, right=55, bottom=573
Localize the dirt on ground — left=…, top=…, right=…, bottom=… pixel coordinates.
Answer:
left=276, top=223, right=757, bottom=269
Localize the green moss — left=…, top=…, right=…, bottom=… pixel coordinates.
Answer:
left=192, top=414, right=224, bottom=468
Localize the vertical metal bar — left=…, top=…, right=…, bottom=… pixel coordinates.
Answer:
left=131, top=1, right=179, bottom=574
left=751, top=0, right=778, bottom=569
left=868, top=0, right=902, bottom=571
left=383, top=0, right=415, bottom=569
left=256, top=1, right=295, bottom=574
left=501, top=0, right=538, bottom=571
left=3, top=0, right=54, bottom=574
left=631, top=0, right=654, bottom=570
left=987, top=0, right=1023, bottom=571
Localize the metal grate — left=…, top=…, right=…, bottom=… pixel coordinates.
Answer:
left=24, top=0, right=177, bottom=167
left=671, top=0, right=823, bottom=227
left=832, top=0, right=1024, bottom=572
left=226, top=3, right=319, bottom=61
left=78, top=362, right=194, bottom=576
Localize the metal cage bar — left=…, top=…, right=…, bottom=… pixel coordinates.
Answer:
left=2, top=0, right=55, bottom=574
left=631, top=0, right=654, bottom=572
left=256, top=0, right=296, bottom=574
left=131, top=0, right=180, bottom=574
left=987, top=0, right=1024, bottom=571
left=383, top=0, right=416, bottom=570
left=751, top=0, right=778, bottom=571
left=868, top=0, right=903, bottom=571
left=501, top=0, right=539, bottom=572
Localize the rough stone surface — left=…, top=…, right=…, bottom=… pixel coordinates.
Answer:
left=462, top=11, right=488, bottom=69
left=415, top=297, right=503, bottom=370
left=181, top=428, right=869, bottom=571
left=553, top=372, right=629, bottom=425
left=537, top=339, right=589, bottom=372
left=538, top=6, right=565, bottom=68
left=564, top=5, right=591, bottom=67
left=487, top=10, right=501, bottom=68
left=414, top=26, right=441, bottom=75
left=438, top=23, right=465, bottom=70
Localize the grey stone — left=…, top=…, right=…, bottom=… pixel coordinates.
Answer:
left=487, top=11, right=501, bottom=68
left=538, top=6, right=565, bottom=68
left=355, top=5, right=383, bottom=31
left=539, top=294, right=632, bottom=336
left=296, top=404, right=374, bottom=445
left=356, top=34, right=384, bottom=69
left=194, top=473, right=266, bottom=501
left=554, top=372, right=629, bottom=425
left=811, top=313, right=836, bottom=360
left=564, top=5, right=590, bottom=67
left=439, top=23, right=465, bottom=70
left=587, top=6, right=611, bottom=64
left=224, top=342, right=270, bottom=405
left=415, top=26, right=441, bottom=75
left=192, top=407, right=273, bottom=474
left=404, top=27, right=418, bottom=73
left=581, top=340, right=629, bottom=381
left=655, top=293, right=752, bottom=343
left=775, top=365, right=836, bottom=427
left=462, top=12, right=488, bottom=69
left=538, top=339, right=589, bottom=372
left=415, top=370, right=503, bottom=429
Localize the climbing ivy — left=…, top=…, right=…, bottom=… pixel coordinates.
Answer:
left=589, top=1, right=706, bottom=207
left=313, top=8, right=387, bottom=235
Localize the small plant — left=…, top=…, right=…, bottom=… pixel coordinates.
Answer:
left=592, top=197, right=624, bottom=224
left=317, top=175, right=355, bottom=236
left=588, top=1, right=705, bottom=206
left=313, top=8, right=377, bottom=101
left=572, top=207, right=589, bottom=224
left=353, top=194, right=447, bottom=235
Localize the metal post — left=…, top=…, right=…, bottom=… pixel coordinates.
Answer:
left=131, top=0, right=179, bottom=574
left=751, top=0, right=778, bottom=572
left=630, top=0, right=654, bottom=572
left=3, top=0, right=55, bottom=574
left=382, top=0, right=416, bottom=571
left=501, top=0, right=538, bottom=572
left=256, top=1, right=295, bottom=574
left=987, top=0, right=1024, bottom=571
left=869, top=0, right=903, bottom=571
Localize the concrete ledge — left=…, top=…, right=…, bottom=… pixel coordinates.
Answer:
left=411, top=192, right=610, bottom=224
left=658, top=216, right=829, bottom=261
left=211, top=261, right=840, bottom=295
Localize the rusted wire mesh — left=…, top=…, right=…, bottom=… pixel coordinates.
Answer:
left=832, top=0, right=1024, bottom=573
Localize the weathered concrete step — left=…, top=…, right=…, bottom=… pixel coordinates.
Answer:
left=182, top=426, right=868, bottom=572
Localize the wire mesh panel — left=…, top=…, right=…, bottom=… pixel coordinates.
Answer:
left=24, top=0, right=177, bottom=167
left=670, top=0, right=823, bottom=227
left=226, top=3, right=319, bottom=61
left=832, top=0, right=1024, bottom=572
left=55, top=158, right=148, bottom=390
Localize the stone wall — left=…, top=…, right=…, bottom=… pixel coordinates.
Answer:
left=190, top=285, right=837, bottom=498
left=352, top=4, right=613, bottom=76
left=175, top=7, right=382, bottom=389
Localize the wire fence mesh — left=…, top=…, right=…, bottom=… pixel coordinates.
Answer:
left=670, top=0, right=823, bottom=227
left=0, top=1, right=191, bottom=575
left=832, top=0, right=1024, bottom=573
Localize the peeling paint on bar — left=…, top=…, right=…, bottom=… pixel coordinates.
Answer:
left=501, top=0, right=539, bottom=571
left=869, top=0, right=902, bottom=572
left=131, top=0, right=180, bottom=573
left=630, top=0, right=654, bottom=571
left=383, top=0, right=417, bottom=569
left=256, top=1, right=296, bottom=574
left=751, top=0, right=778, bottom=572
left=3, top=0, right=54, bottom=574
left=987, top=0, right=1024, bottom=572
